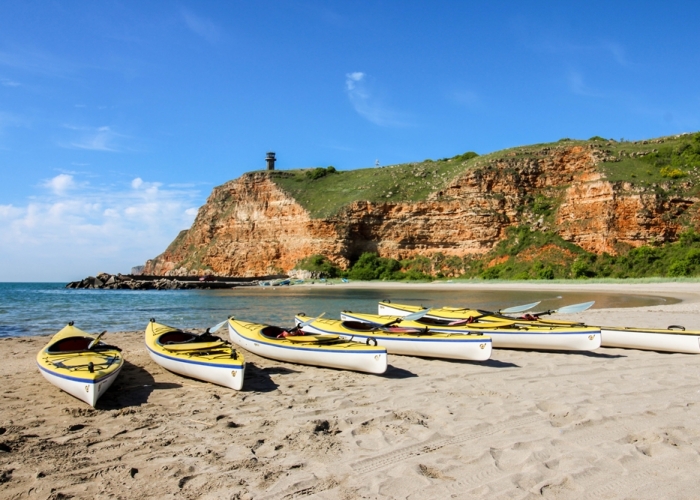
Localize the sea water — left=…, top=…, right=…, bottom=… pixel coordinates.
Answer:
left=0, top=282, right=675, bottom=338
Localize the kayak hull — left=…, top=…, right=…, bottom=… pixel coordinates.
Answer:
left=346, top=311, right=601, bottom=351
left=145, top=321, right=245, bottom=390
left=601, top=327, right=700, bottom=354
left=36, top=324, right=124, bottom=407
left=228, top=317, right=387, bottom=374
left=299, top=315, right=491, bottom=361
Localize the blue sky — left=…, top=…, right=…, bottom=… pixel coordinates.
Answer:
left=1, top=1, right=699, bottom=281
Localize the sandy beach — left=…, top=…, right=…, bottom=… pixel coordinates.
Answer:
left=2, top=282, right=700, bottom=499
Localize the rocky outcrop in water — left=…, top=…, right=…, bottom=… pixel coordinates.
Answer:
left=65, top=273, right=284, bottom=290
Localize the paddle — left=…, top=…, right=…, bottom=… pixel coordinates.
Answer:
left=88, top=331, right=107, bottom=350
left=532, top=301, right=595, bottom=316
left=298, top=312, right=326, bottom=328
left=380, top=309, right=430, bottom=327
left=208, top=319, right=228, bottom=334
left=499, top=301, right=541, bottom=314
left=443, top=300, right=540, bottom=314
left=293, top=313, right=327, bottom=335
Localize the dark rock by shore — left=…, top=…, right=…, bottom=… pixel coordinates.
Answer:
left=65, top=273, right=288, bottom=290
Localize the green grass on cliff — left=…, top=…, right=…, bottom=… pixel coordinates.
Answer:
left=265, top=132, right=700, bottom=220
left=267, top=152, right=480, bottom=218
left=598, top=132, right=700, bottom=195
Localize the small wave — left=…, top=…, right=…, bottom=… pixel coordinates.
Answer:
left=0, top=325, right=30, bottom=338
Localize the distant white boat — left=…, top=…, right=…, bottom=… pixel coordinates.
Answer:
left=601, top=325, right=700, bottom=354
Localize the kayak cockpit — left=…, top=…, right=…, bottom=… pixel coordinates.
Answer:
left=260, top=326, right=340, bottom=343
left=340, top=321, right=377, bottom=332
left=341, top=321, right=425, bottom=335
left=261, top=326, right=293, bottom=339
left=415, top=317, right=473, bottom=326
left=157, top=330, right=222, bottom=346
left=47, top=336, right=93, bottom=353
left=47, top=336, right=120, bottom=354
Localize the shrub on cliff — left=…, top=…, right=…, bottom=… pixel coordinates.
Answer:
left=305, top=166, right=337, bottom=180
left=347, top=253, right=404, bottom=280
left=452, top=151, right=479, bottom=163
left=346, top=252, right=431, bottom=281
left=294, top=254, right=341, bottom=278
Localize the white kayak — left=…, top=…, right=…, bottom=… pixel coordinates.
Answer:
left=341, top=311, right=601, bottom=352
left=296, top=314, right=492, bottom=361
left=601, top=325, right=700, bottom=353
left=145, top=320, right=246, bottom=390
left=36, top=323, right=124, bottom=407
left=228, top=316, right=388, bottom=374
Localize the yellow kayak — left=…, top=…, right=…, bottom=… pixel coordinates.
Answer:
left=145, top=319, right=245, bottom=390
left=228, top=316, right=388, bottom=374
left=378, top=300, right=583, bottom=327
left=296, top=314, right=492, bottom=361
left=345, top=310, right=601, bottom=351
left=36, top=323, right=123, bottom=407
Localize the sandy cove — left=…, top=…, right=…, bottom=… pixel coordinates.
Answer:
left=2, top=282, right=700, bottom=499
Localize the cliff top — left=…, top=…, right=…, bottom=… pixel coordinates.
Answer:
left=256, top=132, right=700, bottom=218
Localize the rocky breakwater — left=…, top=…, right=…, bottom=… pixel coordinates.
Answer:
left=142, top=139, right=700, bottom=276
left=65, top=273, right=275, bottom=290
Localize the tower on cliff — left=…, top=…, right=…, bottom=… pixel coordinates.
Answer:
left=266, top=152, right=276, bottom=170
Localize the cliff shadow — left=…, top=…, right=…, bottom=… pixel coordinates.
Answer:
left=346, top=237, right=380, bottom=263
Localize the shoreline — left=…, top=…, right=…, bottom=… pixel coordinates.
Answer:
left=2, top=282, right=700, bottom=498
left=297, top=280, right=700, bottom=329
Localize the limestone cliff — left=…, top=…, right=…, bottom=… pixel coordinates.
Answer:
left=144, top=136, right=700, bottom=276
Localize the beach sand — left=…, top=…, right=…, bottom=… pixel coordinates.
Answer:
left=2, top=282, right=700, bottom=499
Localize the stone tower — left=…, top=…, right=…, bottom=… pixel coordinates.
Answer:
left=266, top=152, right=276, bottom=170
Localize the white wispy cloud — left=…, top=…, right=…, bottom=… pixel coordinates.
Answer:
left=567, top=70, right=604, bottom=97
left=60, top=124, right=124, bottom=152
left=1, top=77, right=20, bottom=87
left=601, top=41, right=631, bottom=67
left=181, top=8, right=221, bottom=44
left=0, top=111, right=28, bottom=132
left=450, top=89, right=480, bottom=107
left=344, top=72, right=411, bottom=127
left=43, top=173, right=77, bottom=195
left=0, top=174, right=203, bottom=280
left=0, top=48, right=79, bottom=79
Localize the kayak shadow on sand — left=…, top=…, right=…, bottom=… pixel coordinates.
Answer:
left=479, top=359, right=520, bottom=368
left=415, top=357, right=520, bottom=369
left=557, top=350, right=627, bottom=359
left=98, top=360, right=182, bottom=410
left=241, top=363, right=295, bottom=392
left=382, top=365, right=418, bottom=379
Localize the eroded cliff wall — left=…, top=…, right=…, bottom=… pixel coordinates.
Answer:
left=144, top=143, right=698, bottom=276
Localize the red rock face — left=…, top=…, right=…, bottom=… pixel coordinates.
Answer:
left=143, top=146, right=697, bottom=276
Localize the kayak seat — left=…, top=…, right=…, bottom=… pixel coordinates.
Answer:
left=261, top=326, right=287, bottom=339
left=341, top=321, right=376, bottom=332
left=47, top=337, right=92, bottom=353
